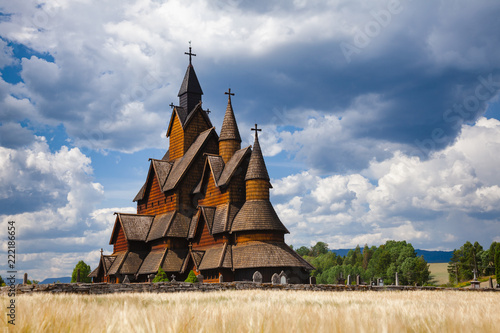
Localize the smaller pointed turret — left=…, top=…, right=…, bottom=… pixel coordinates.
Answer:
left=219, top=89, right=242, bottom=163
left=245, top=124, right=271, bottom=200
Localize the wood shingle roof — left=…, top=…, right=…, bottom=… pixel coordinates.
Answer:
left=231, top=200, right=289, bottom=234
left=137, top=248, right=167, bottom=275
left=245, top=130, right=270, bottom=182
left=219, top=95, right=241, bottom=142
left=232, top=241, right=315, bottom=270
left=114, top=213, right=154, bottom=242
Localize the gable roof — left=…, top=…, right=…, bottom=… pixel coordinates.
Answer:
left=161, top=248, right=189, bottom=272
left=119, top=251, right=148, bottom=275
left=188, top=210, right=201, bottom=239
left=147, top=210, right=192, bottom=242
left=189, top=250, right=205, bottom=271
left=199, top=206, right=216, bottom=234
left=133, top=159, right=173, bottom=202
left=137, top=248, right=168, bottom=275
left=231, top=200, right=289, bottom=234
left=107, top=251, right=127, bottom=276
left=218, top=146, right=251, bottom=187
left=163, top=127, right=217, bottom=192
left=166, top=103, right=212, bottom=138
left=212, top=203, right=241, bottom=235
left=146, top=211, right=175, bottom=242
left=198, top=243, right=232, bottom=270
left=193, top=146, right=251, bottom=194
left=109, top=213, right=154, bottom=244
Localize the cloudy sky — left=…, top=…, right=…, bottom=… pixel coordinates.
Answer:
left=1, top=0, right=500, bottom=280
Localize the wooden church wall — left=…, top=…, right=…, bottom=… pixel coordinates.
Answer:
left=197, top=169, right=228, bottom=207
left=183, top=110, right=211, bottom=153
left=178, top=136, right=218, bottom=212
left=113, top=225, right=128, bottom=254
left=137, top=172, right=177, bottom=215
left=192, top=217, right=228, bottom=250
left=169, top=115, right=184, bottom=160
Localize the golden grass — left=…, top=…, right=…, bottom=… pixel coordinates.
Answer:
left=1, top=290, right=499, bottom=332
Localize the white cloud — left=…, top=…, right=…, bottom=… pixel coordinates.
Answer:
left=277, top=117, right=500, bottom=250
left=0, top=137, right=137, bottom=280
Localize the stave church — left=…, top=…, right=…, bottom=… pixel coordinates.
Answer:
left=89, top=47, right=314, bottom=284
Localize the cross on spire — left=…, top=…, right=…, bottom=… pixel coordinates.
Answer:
left=205, top=108, right=211, bottom=114
left=184, top=41, right=196, bottom=65
left=225, top=88, right=235, bottom=102
left=251, top=123, right=262, bottom=137
left=169, top=103, right=175, bottom=109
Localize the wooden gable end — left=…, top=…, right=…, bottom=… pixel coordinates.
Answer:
left=177, top=134, right=219, bottom=210
left=137, top=169, right=177, bottom=215
left=168, top=113, right=185, bottom=160
left=191, top=210, right=228, bottom=250
left=112, top=223, right=128, bottom=254
left=197, top=166, right=228, bottom=207
left=184, top=108, right=211, bottom=153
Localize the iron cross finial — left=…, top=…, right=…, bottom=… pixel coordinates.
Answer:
left=225, top=88, right=235, bottom=102
left=251, top=124, right=262, bottom=136
left=206, top=108, right=211, bottom=114
left=169, top=103, right=175, bottom=109
left=185, top=41, right=196, bottom=65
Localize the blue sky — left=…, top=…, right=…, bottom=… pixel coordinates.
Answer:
left=1, top=0, right=500, bottom=280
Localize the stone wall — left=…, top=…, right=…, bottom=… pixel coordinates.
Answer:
left=2, top=282, right=499, bottom=295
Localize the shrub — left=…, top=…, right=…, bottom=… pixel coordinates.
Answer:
left=184, top=270, right=199, bottom=283
left=152, top=267, right=169, bottom=283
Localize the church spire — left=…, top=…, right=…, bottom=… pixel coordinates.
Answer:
left=219, top=88, right=242, bottom=163
left=178, top=42, right=203, bottom=113
left=245, top=124, right=270, bottom=182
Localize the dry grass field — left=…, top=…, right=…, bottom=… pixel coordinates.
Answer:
left=429, top=262, right=450, bottom=285
left=1, top=290, right=499, bottom=332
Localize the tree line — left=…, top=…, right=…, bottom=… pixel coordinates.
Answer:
left=447, top=241, right=500, bottom=283
left=294, top=240, right=431, bottom=286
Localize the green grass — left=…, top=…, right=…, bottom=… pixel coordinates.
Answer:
left=428, top=262, right=450, bottom=285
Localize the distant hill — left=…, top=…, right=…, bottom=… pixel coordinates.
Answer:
left=330, top=249, right=453, bottom=263
left=39, top=277, right=72, bottom=284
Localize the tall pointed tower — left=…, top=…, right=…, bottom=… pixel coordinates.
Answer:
left=178, top=45, right=203, bottom=114
left=219, top=89, right=242, bottom=163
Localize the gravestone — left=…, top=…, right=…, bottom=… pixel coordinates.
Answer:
left=253, top=271, right=263, bottom=283
left=219, top=274, right=223, bottom=283
left=356, top=275, right=360, bottom=286
left=347, top=275, right=351, bottom=285
left=488, top=277, right=493, bottom=289
left=122, top=275, right=130, bottom=283
left=271, top=273, right=280, bottom=285
left=148, top=274, right=155, bottom=283
left=23, top=273, right=28, bottom=285
left=395, top=272, right=399, bottom=286
left=171, top=274, right=176, bottom=282
left=309, top=276, right=316, bottom=285
left=279, top=271, right=287, bottom=285
left=378, top=278, right=384, bottom=286
left=197, top=274, right=204, bottom=283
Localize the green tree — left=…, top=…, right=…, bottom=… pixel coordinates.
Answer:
left=494, top=243, right=500, bottom=282
left=152, top=267, right=169, bottom=283
left=311, top=242, right=329, bottom=257
left=184, top=270, right=199, bottom=283
left=71, top=260, right=92, bottom=283
left=448, top=241, right=484, bottom=283
left=296, top=246, right=310, bottom=256
left=0, top=275, right=5, bottom=286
